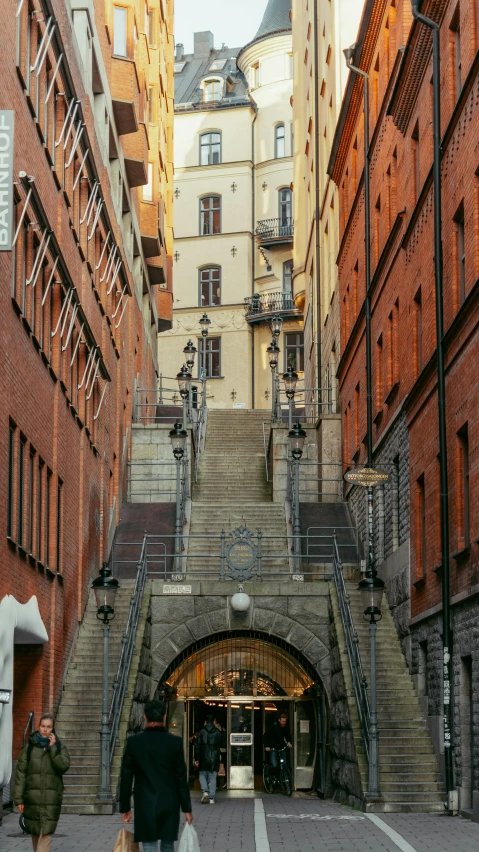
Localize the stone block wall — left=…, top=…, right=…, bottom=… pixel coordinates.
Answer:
left=130, top=423, right=191, bottom=503
left=270, top=424, right=323, bottom=503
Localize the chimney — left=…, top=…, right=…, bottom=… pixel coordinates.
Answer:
left=175, top=43, right=184, bottom=61
left=193, top=31, right=214, bottom=57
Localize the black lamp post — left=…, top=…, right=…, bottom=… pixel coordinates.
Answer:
left=183, top=340, right=197, bottom=371
left=92, top=563, right=119, bottom=802
left=358, top=572, right=385, bottom=799
left=271, top=314, right=284, bottom=339
left=199, top=313, right=211, bottom=338
left=283, top=364, right=299, bottom=430
left=267, top=339, right=281, bottom=421
left=289, top=422, right=306, bottom=573
left=170, top=422, right=187, bottom=571
left=177, top=365, right=192, bottom=426
left=411, top=0, right=453, bottom=809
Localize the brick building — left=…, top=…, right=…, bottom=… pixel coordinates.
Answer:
left=329, top=0, right=479, bottom=811
left=0, top=0, right=173, bottom=797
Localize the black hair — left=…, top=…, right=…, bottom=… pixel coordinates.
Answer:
left=39, top=713, right=55, bottom=726
left=205, top=714, right=215, bottom=724
left=145, top=699, right=166, bottom=723
left=278, top=712, right=288, bottom=719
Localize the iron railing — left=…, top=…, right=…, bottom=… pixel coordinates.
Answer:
left=273, top=378, right=338, bottom=423
left=23, top=711, right=35, bottom=747
left=108, top=535, right=149, bottom=763
left=286, top=459, right=344, bottom=502
left=256, top=217, right=294, bottom=241
left=244, top=291, right=299, bottom=319
left=331, top=535, right=371, bottom=760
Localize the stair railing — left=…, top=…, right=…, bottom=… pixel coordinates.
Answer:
left=23, top=710, right=35, bottom=746
left=331, top=534, right=371, bottom=760
left=108, top=534, right=148, bottom=762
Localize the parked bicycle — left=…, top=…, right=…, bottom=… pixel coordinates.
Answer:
left=263, top=747, right=293, bottom=796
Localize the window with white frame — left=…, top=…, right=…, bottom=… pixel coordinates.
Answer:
left=143, top=163, right=153, bottom=202
left=203, top=79, right=222, bottom=103
left=113, top=6, right=128, bottom=56
left=199, top=266, right=221, bottom=306
left=275, top=124, right=285, bottom=158
left=200, top=196, right=221, bottom=235
left=200, top=132, right=221, bottom=165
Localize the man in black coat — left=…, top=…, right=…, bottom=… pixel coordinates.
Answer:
left=264, top=711, right=293, bottom=774
left=120, top=700, right=193, bottom=852
left=194, top=715, right=222, bottom=804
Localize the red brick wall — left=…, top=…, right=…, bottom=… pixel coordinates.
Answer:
left=334, top=0, right=479, bottom=619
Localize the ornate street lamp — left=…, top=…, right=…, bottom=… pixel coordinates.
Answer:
left=267, top=339, right=280, bottom=370
left=358, top=572, right=385, bottom=800
left=92, top=563, right=119, bottom=804
left=183, top=340, right=197, bottom=371
left=177, top=365, right=192, bottom=425
left=169, top=422, right=188, bottom=570
left=270, top=314, right=284, bottom=338
left=283, top=364, right=299, bottom=430
left=288, top=422, right=306, bottom=574
left=267, top=339, right=281, bottom=422
left=199, top=313, right=211, bottom=338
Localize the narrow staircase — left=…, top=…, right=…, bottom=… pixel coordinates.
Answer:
left=341, top=582, right=445, bottom=812
left=56, top=583, right=134, bottom=814
left=188, top=410, right=289, bottom=575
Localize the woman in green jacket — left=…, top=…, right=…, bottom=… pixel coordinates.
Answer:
left=14, top=713, right=70, bottom=852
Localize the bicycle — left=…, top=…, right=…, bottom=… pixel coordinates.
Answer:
left=263, top=747, right=293, bottom=796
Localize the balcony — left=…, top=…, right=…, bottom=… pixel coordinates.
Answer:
left=244, top=291, right=302, bottom=324
left=256, top=217, right=294, bottom=249
left=140, top=200, right=161, bottom=258
left=111, top=57, right=139, bottom=136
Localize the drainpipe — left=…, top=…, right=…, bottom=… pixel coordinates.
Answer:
left=251, top=100, right=259, bottom=409
left=411, top=0, right=454, bottom=812
left=313, top=0, right=322, bottom=399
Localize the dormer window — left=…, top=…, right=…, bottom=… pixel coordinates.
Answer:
left=210, top=59, right=226, bottom=71
left=174, top=61, right=186, bottom=73
left=203, top=79, right=223, bottom=103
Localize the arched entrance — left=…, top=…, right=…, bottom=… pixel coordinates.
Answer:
left=158, top=631, right=327, bottom=793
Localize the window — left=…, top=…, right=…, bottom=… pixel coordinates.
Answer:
left=275, top=124, right=285, bottom=158
left=113, top=6, right=128, bottom=57
left=412, top=121, right=420, bottom=201
left=28, top=447, right=35, bottom=554
left=147, top=8, right=155, bottom=45
left=458, top=426, right=470, bottom=547
left=200, top=132, right=221, bottom=166
left=414, top=287, right=423, bottom=375
left=392, top=455, right=400, bottom=550
left=210, top=59, right=226, bottom=71
left=284, top=332, right=304, bottom=371
left=199, top=266, right=221, bottom=306
left=376, top=334, right=383, bottom=408
left=148, top=86, right=154, bottom=124
left=282, top=259, right=293, bottom=296
left=200, top=196, right=221, bottom=235
left=144, top=163, right=153, bottom=202
left=56, top=479, right=63, bottom=573
left=288, top=53, right=294, bottom=79
left=7, top=424, right=15, bottom=538
left=455, top=203, right=466, bottom=305
left=45, top=469, right=52, bottom=568
left=174, top=61, right=186, bottom=73
left=37, top=459, right=44, bottom=561
left=203, top=79, right=222, bottom=103
left=416, top=474, right=426, bottom=579
left=279, top=188, right=292, bottom=224
left=450, top=9, right=462, bottom=97
left=18, top=436, right=26, bottom=548
left=199, top=337, right=221, bottom=377
left=251, top=63, right=260, bottom=88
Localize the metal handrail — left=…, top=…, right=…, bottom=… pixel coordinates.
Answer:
left=262, top=421, right=270, bottom=483
left=255, top=217, right=294, bottom=239
left=244, top=291, right=298, bottom=317
left=108, top=535, right=149, bottom=761
left=23, top=711, right=35, bottom=746
left=331, top=535, right=370, bottom=759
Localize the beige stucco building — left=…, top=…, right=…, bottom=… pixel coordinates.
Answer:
left=159, top=0, right=303, bottom=410
left=291, top=0, right=362, bottom=452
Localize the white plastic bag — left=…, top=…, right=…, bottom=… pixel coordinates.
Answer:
left=178, top=822, right=201, bottom=852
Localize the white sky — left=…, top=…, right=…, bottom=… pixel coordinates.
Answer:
left=174, top=0, right=269, bottom=54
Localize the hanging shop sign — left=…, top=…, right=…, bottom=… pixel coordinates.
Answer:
left=0, top=111, right=14, bottom=250
left=344, top=467, right=390, bottom=487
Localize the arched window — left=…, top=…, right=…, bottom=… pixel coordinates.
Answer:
left=199, top=266, right=221, bottom=307
left=200, top=132, right=221, bottom=166
left=200, top=196, right=221, bottom=235
left=203, top=79, right=223, bottom=103
left=275, top=124, right=285, bottom=158
left=278, top=188, right=292, bottom=225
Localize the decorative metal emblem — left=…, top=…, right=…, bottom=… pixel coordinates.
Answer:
left=226, top=526, right=257, bottom=580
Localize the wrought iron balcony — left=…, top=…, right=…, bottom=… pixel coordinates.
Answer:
left=256, top=217, right=294, bottom=248
left=244, top=291, right=302, bottom=323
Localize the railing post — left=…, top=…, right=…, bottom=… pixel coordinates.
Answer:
left=220, top=529, right=226, bottom=580
left=257, top=528, right=262, bottom=578
left=174, top=458, right=182, bottom=573
left=294, top=458, right=302, bottom=574
left=159, top=373, right=163, bottom=405
left=97, top=621, right=113, bottom=803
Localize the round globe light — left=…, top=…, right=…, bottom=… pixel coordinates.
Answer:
left=230, top=591, right=251, bottom=612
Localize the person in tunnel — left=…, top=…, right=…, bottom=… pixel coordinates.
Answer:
left=194, top=714, right=222, bottom=804
left=264, top=711, right=293, bottom=774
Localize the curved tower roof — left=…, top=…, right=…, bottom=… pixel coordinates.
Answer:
left=254, top=0, right=292, bottom=42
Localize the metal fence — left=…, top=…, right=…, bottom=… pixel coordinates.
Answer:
left=273, top=378, right=338, bottom=424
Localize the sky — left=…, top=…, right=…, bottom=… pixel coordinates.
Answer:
left=174, top=0, right=269, bottom=54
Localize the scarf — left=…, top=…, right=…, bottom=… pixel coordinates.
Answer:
left=34, top=732, right=50, bottom=748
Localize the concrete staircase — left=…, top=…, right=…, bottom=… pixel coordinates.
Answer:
left=189, top=410, right=289, bottom=574
left=345, top=583, right=445, bottom=812
left=56, top=583, right=135, bottom=814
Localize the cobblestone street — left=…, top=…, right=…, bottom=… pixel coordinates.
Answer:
left=2, top=795, right=479, bottom=852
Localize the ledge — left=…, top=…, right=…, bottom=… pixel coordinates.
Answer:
left=412, top=576, right=426, bottom=589
left=451, top=546, right=471, bottom=561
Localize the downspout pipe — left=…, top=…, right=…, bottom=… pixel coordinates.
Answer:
left=411, top=0, right=454, bottom=810
left=313, top=0, right=322, bottom=398
left=251, top=100, right=259, bottom=409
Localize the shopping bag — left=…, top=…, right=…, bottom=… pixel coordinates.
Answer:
left=113, top=828, right=140, bottom=852
left=178, top=822, right=201, bottom=852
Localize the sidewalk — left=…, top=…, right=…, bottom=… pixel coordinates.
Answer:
left=1, top=794, right=479, bottom=852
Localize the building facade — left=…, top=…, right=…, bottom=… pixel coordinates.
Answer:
left=159, top=0, right=303, bottom=410
left=329, top=0, right=479, bottom=812
left=0, top=0, right=173, bottom=796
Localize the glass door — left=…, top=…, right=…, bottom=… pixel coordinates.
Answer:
left=228, top=702, right=254, bottom=789
left=294, top=701, right=317, bottom=790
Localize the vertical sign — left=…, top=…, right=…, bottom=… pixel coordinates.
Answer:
left=0, top=111, right=14, bottom=251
